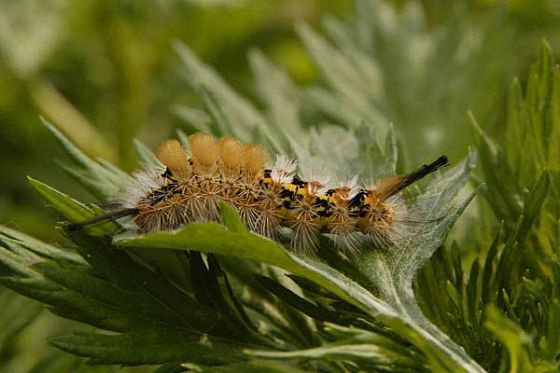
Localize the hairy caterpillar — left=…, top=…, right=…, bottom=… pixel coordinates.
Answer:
left=70, top=133, right=448, bottom=253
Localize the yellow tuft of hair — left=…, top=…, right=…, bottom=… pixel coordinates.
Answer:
left=219, top=136, right=245, bottom=170
left=156, top=140, right=191, bottom=178
left=188, top=133, right=219, bottom=170
left=244, top=144, right=269, bottom=175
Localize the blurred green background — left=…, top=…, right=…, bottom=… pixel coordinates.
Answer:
left=0, top=0, right=558, bottom=371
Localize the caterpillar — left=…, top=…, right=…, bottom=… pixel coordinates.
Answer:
left=69, top=132, right=448, bottom=254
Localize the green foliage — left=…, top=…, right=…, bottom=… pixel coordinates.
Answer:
left=0, top=115, right=477, bottom=370
left=1, top=1, right=560, bottom=372
left=415, top=41, right=560, bottom=372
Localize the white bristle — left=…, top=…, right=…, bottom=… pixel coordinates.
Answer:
left=270, top=154, right=297, bottom=184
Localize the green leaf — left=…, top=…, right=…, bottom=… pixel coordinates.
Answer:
left=297, top=23, right=387, bottom=135
left=173, top=106, right=213, bottom=133
left=255, top=275, right=348, bottom=325
left=116, top=188, right=485, bottom=372
left=0, top=225, right=82, bottom=264
left=42, top=118, right=127, bottom=199
left=247, top=323, right=423, bottom=371
left=248, top=344, right=416, bottom=370
left=173, top=42, right=269, bottom=144
left=49, top=330, right=246, bottom=366
left=115, top=204, right=396, bottom=318
left=134, top=139, right=164, bottom=169
left=249, top=49, right=302, bottom=152
left=28, top=350, right=117, bottom=373
left=197, top=361, right=304, bottom=373
left=27, top=177, right=117, bottom=236
left=485, top=306, right=557, bottom=373
left=0, top=222, right=257, bottom=366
